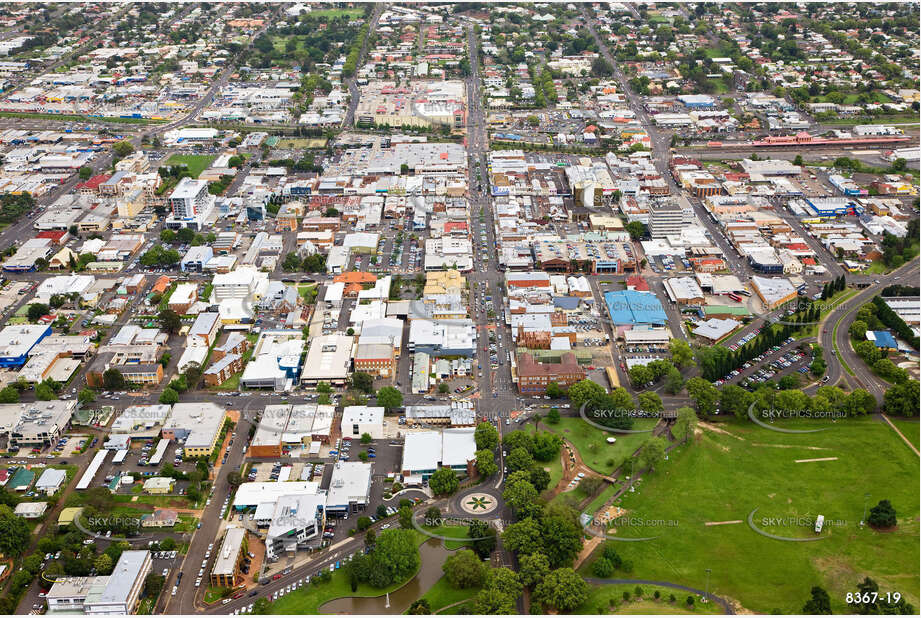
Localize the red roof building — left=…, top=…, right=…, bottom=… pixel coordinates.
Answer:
left=36, top=230, right=68, bottom=245
left=76, top=174, right=111, bottom=194
left=626, top=275, right=650, bottom=291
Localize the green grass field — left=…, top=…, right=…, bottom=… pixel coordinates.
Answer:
left=887, top=417, right=920, bottom=450
left=578, top=417, right=919, bottom=613
left=412, top=575, right=480, bottom=614
left=163, top=154, right=216, bottom=178
left=543, top=416, right=658, bottom=475
left=578, top=584, right=725, bottom=615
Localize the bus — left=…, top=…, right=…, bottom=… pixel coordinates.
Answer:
left=605, top=366, right=620, bottom=389
left=727, top=293, right=742, bottom=302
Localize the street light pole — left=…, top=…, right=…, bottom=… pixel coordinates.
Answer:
left=862, top=492, right=870, bottom=526
left=705, top=568, right=711, bottom=603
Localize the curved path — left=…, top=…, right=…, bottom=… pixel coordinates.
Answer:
left=584, top=577, right=736, bottom=614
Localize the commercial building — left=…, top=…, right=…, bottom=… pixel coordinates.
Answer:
left=161, top=402, right=227, bottom=458
left=664, top=277, right=705, bottom=305
left=353, top=342, right=395, bottom=378
left=35, top=468, right=67, bottom=495
left=142, top=477, right=174, bottom=494
left=648, top=201, right=687, bottom=239
left=326, top=462, right=372, bottom=516
left=241, top=330, right=306, bottom=391
left=340, top=406, right=385, bottom=441
left=210, top=527, right=247, bottom=589
left=47, top=550, right=151, bottom=615
left=0, top=400, right=75, bottom=448
left=751, top=276, right=797, bottom=310
left=516, top=352, right=586, bottom=394
left=165, top=177, right=215, bottom=231
left=248, top=404, right=335, bottom=457
left=401, top=429, right=476, bottom=483
left=403, top=401, right=476, bottom=427
left=230, top=482, right=326, bottom=560
left=299, top=333, right=353, bottom=387
left=0, top=324, right=53, bottom=367
left=603, top=290, right=667, bottom=326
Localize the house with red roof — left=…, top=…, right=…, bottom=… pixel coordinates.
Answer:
left=76, top=174, right=111, bottom=195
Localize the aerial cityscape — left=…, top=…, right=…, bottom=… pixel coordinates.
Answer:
left=0, top=2, right=917, bottom=616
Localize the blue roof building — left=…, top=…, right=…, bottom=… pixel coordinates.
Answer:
left=603, top=290, right=667, bottom=326
left=868, top=330, right=898, bottom=350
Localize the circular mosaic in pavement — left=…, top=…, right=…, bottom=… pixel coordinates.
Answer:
left=459, top=492, right=497, bottom=515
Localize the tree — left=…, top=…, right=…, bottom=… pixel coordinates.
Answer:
left=539, top=507, right=583, bottom=568
left=672, top=407, right=698, bottom=444
left=534, top=568, right=588, bottom=612
left=102, top=368, right=126, bottom=390
left=849, top=320, right=868, bottom=340
left=625, top=221, right=646, bottom=239
left=158, top=309, right=182, bottom=334
left=407, top=599, right=431, bottom=614
left=519, top=552, right=550, bottom=588
left=567, top=379, right=606, bottom=409
left=474, top=421, right=499, bottom=451
left=376, top=386, right=403, bottom=411
left=350, top=371, right=373, bottom=393
left=529, top=466, right=551, bottom=492
left=868, top=499, right=896, bottom=529
left=282, top=252, right=302, bottom=272
left=78, top=166, right=93, bottom=180
left=94, top=553, right=114, bottom=575
left=638, top=392, right=663, bottom=414
left=883, top=380, right=920, bottom=417
left=27, top=303, right=49, bottom=322
left=502, top=518, right=542, bottom=555
left=438, top=382, right=449, bottom=394
left=176, top=227, right=195, bottom=244
left=159, top=388, right=179, bottom=405
left=663, top=366, right=685, bottom=395
left=793, top=154, right=804, bottom=167
left=473, top=586, right=517, bottom=614
left=398, top=505, right=413, bottom=529
left=469, top=520, right=497, bottom=559
left=475, top=449, right=498, bottom=478
left=638, top=437, right=666, bottom=472
left=159, top=229, right=175, bottom=243
left=629, top=364, right=654, bottom=388
left=803, top=586, right=832, bottom=614
left=506, top=447, right=534, bottom=472
left=685, top=377, right=719, bottom=415
left=502, top=477, right=539, bottom=516
left=442, top=549, right=486, bottom=588
left=0, top=386, right=19, bottom=403
left=545, top=381, right=564, bottom=398
left=719, top=384, right=754, bottom=419
left=669, top=339, right=695, bottom=368
left=0, top=504, right=30, bottom=557
left=546, top=408, right=560, bottom=424
left=35, top=382, right=56, bottom=401
left=360, top=432, right=372, bottom=445
left=428, top=467, right=459, bottom=496
left=112, top=140, right=134, bottom=158
left=366, top=529, right=420, bottom=588
left=486, top=567, right=523, bottom=600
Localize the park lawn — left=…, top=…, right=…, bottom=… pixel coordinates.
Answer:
left=270, top=532, right=429, bottom=614
left=864, top=260, right=891, bottom=275
left=306, top=7, right=364, bottom=18
left=543, top=416, right=657, bottom=475
left=578, top=584, right=725, bottom=615
left=582, top=417, right=919, bottom=614
left=887, top=417, right=919, bottom=450
left=437, top=599, right=475, bottom=614
left=412, top=576, right=480, bottom=614
left=421, top=524, right=470, bottom=550
left=163, top=154, right=216, bottom=178
left=583, top=482, right=619, bottom=516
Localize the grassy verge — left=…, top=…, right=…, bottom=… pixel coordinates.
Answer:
left=802, top=288, right=859, bottom=338
left=0, top=111, right=166, bottom=124
left=577, top=583, right=725, bottom=615
left=583, top=482, right=619, bottom=516
left=886, top=417, right=920, bottom=451
left=411, top=576, right=479, bottom=614
left=542, top=416, right=657, bottom=475
left=163, top=154, right=216, bottom=179
left=578, top=417, right=919, bottom=613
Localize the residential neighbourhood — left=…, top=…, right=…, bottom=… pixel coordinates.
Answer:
left=0, top=2, right=917, bottom=617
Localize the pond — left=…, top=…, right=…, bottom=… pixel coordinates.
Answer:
left=318, top=538, right=451, bottom=614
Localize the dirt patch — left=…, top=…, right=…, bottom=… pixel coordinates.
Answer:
left=752, top=443, right=831, bottom=451
left=698, top=421, right=744, bottom=440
